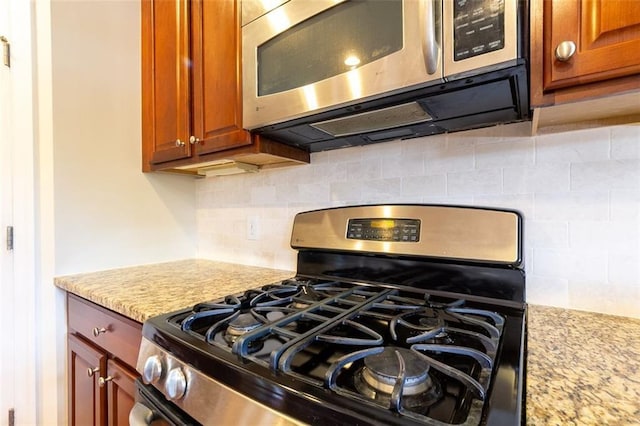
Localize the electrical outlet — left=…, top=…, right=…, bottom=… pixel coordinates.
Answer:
left=247, top=216, right=259, bottom=240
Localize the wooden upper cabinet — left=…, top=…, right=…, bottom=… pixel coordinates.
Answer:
left=192, top=0, right=251, bottom=155
left=142, top=0, right=192, bottom=167
left=545, top=0, right=640, bottom=90
left=531, top=0, right=640, bottom=107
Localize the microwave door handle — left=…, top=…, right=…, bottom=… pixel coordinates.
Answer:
left=422, top=0, right=440, bottom=75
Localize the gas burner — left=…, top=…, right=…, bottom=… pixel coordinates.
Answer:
left=362, top=348, right=431, bottom=395
left=390, top=308, right=449, bottom=343
left=353, top=347, right=441, bottom=409
left=223, top=313, right=265, bottom=353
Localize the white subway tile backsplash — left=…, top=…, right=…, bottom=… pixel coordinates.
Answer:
left=525, top=220, right=569, bottom=249
left=503, top=164, right=570, bottom=194
left=610, top=190, right=640, bottom=221
left=250, top=185, right=277, bottom=205
left=570, top=159, right=640, bottom=192
left=361, top=178, right=403, bottom=202
left=424, top=142, right=475, bottom=174
left=347, top=160, right=382, bottom=181
left=535, top=127, right=610, bottom=164
left=534, top=191, right=609, bottom=221
left=196, top=123, right=640, bottom=318
left=381, top=151, right=425, bottom=178
left=402, top=175, right=447, bottom=197
left=298, top=183, right=330, bottom=203
left=329, top=181, right=363, bottom=203
left=447, top=169, right=502, bottom=196
left=611, top=125, right=640, bottom=159
left=609, top=253, right=640, bottom=286
left=475, top=139, right=534, bottom=169
left=526, top=274, right=570, bottom=308
left=570, top=220, right=639, bottom=253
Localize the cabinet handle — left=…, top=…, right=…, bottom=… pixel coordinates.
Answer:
left=0, top=36, right=9, bottom=67
left=189, top=135, right=200, bottom=145
left=555, top=41, right=576, bottom=62
left=175, top=139, right=185, bottom=147
left=87, top=367, right=100, bottom=377
left=92, top=327, right=107, bottom=337
left=98, top=376, right=113, bottom=387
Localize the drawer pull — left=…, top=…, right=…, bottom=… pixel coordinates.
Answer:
left=98, top=376, right=113, bottom=387
left=87, top=367, right=100, bottom=377
left=92, top=327, right=107, bottom=337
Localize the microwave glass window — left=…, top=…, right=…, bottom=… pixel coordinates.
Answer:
left=453, top=0, right=505, bottom=61
left=257, top=1, right=403, bottom=96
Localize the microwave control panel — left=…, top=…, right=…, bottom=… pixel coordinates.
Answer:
left=346, top=218, right=420, bottom=243
left=453, top=0, right=505, bottom=60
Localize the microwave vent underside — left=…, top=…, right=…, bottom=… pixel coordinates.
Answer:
left=255, top=63, right=529, bottom=152
left=310, top=102, right=433, bottom=138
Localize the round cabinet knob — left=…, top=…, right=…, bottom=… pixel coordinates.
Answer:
left=165, top=368, right=187, bottom=401
left=92, top=327, right=107, bottom=337
left=175, top=139, right=185, bottom=147
left=555, top=40, right=576, bottom=62
left=142, top=355, right=163, bottom=385
left=87, top=367, right=100, bottom=377
left=98, top=376, right=113, bottom=387
left=189, top=135, right=200, bottom=145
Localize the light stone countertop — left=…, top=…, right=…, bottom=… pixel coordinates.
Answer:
left=54, top=259, right=640, bottom=425
left=54, top=259, right=294, bottom=323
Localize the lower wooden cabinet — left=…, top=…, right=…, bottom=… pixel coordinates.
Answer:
left=67, top=294, right=142, bottom=426
left=68, top=334, right=106, bottom=425
left=105, top=359, right=138, bottom=426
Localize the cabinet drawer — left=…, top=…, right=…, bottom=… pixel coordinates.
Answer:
left=68, top=294, right=142, bottom=367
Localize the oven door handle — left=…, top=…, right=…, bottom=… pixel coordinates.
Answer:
left=129, top=402, right=157, bottom=426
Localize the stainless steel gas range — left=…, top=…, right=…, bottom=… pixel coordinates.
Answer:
left=130, top=205, right=527, bottom=425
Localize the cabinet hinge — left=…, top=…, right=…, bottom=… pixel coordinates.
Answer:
left=6, top=226, right=13, bottom=250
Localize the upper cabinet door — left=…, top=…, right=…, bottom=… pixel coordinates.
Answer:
left=544, top=0, right=640, bottom=91
left=142, top=0, right=192, bottom=168
left=191, top=0, right=251, bottom=155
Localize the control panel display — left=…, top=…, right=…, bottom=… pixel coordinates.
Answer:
left=347, top=218, right=420, bottom=242
left=453, top=0, right=505, bottom=61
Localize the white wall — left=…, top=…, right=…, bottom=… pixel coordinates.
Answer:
left=197, top=122, right=640, bottom=319
left=51, top=0, right=197, bottom=276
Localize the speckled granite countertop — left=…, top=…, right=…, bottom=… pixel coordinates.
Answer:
left=54, top=259, right=294, bottom=323
left=526, top=305, right=640, bottom=425
left=54, top=259, right=640, bottom=425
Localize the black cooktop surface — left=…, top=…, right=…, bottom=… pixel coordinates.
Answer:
left=144, top=274, right=526, bottom=425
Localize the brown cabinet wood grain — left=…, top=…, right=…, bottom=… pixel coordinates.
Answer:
left=67, top=294, right=142, bottom=426
left=141, top=0, right=309, bottom=174
left=106, top=359, right=138, bottom=426
left=68, top=334, right=106, bottom=426
left=531, top=0, right=640, bottom=107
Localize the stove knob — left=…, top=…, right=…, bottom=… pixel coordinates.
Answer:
left=165, top=368, right=187, bottom=401
left=142, top=355, right=163, bottom=384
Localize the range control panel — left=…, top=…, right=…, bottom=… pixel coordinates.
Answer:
left=346, top=218, right=420, bottom=242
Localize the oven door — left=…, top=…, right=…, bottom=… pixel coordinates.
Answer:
left=242, top=0, right=443, bottom=129
left=129, top=379, right=198, bottom=426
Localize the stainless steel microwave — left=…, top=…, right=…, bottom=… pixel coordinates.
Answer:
left=242, top=0, right=529, bottom=152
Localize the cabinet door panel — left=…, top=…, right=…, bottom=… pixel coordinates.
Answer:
left=69, top=334, right=107, bottom=426
left=142, top=0, right=192, bottom=165
left=545, top=0, right=640, bottom=90
left=192, top=0, right=251, bottom=155
left=106, top=359, right=138, bottom=426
